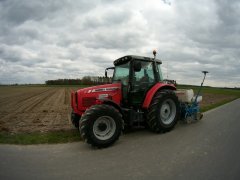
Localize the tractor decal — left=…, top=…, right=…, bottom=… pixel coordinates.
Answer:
left=85, top=87, right=119, bottom=94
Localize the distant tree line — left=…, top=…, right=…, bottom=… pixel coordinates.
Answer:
left=45, top=76, right=112, bottom=85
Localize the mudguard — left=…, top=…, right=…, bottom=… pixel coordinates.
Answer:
left=142, top=82, right=176, bottom=109
left=97, top=98, right=123, bottom=114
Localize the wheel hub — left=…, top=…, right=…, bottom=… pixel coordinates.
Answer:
left=98, top=123, right=107, bottom=131
left=160, top=99, right=176, bottom=125
left=93, top=116, right=116, bottom=140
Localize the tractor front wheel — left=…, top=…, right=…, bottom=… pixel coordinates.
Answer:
left=147, top=90, right=180, bottom=133
left=79, top=104, right=123, bottom=148
left=71, top=112, right=80, bottom=129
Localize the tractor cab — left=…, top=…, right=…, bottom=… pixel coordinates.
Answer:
left=107, top=55, right=164, bottom=107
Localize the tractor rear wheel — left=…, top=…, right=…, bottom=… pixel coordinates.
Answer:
left=147, top=90, right=180, bottom=133
left=79, top=104, right=123, bottom=148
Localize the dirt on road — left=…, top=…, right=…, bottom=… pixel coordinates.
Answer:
left=0, top=86, right=236, bottom=134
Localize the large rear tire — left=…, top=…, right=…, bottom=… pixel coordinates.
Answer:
left=79, top=104, right=123, bottom=148
left=147, top=90, right=180, bottom=133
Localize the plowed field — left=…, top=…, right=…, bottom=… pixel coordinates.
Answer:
left=0, top=86, right=80, bottom=133
left=0, top=86, right=236, bottom=134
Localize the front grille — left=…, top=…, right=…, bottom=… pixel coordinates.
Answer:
left=82, top=97, right=96, bottom=107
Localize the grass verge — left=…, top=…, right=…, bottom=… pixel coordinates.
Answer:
left=0, top=130, right=81, bottom=145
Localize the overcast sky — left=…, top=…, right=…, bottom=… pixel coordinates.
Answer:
left=0, top=0, right=239, bottom=87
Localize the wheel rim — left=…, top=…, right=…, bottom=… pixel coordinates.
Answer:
left=160, top=99, right=176, bottom=125
left=93, top=116, right=116, bottom=140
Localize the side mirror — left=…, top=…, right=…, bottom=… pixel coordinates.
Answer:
left=105, top=67, right=115, bottom=78
left=134, top=61, right=142, bottom=72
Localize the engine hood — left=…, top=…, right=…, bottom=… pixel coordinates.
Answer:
left=72, top=83, right=122, bottom=113
left=77, top=83, right=121, bottom=94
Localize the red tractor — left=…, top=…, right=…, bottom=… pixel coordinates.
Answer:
left=71, top=51, right=180, bottom=148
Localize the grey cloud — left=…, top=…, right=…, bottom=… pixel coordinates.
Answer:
left=0, top=45, right=25, bottom=62
left=161, top=0, right=171, bottom=6
left=0, top=0, right=239, bottom=87
left=175, top=0, right=240, bottom=49
left=0, top=44, right=45, bottom=66
left=1, top=25, right=41, bottom=45
left=84, top=30, right=146, bottom=50
left=0, top=0, right=97, bottom=25
left=1, top=1, right=56, bottom=25
left=216, top=0, right=240, bottom=27
left=82, top=8, right=132, bottom=29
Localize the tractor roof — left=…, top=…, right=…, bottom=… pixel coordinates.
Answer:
left=113, top=55, right=162, bottom=66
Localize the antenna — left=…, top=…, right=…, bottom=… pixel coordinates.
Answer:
left=167, top=61, right=168, bottom=79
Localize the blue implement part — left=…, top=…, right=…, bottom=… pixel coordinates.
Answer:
left=179, top=71, right=208, bottom=123
left=180, top=101, right=202, bottom=123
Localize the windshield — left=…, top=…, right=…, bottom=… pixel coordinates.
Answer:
left=112, top=62, right=130, bottom=85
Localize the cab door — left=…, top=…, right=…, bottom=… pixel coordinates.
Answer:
left=129, top=60, right=156, bottom=107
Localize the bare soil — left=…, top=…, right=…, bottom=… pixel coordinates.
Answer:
left=0, top=86, right=236, bottom=134
left=200, top=93, right=236, bottom=108
left=0, top=86, right=78, bottom=134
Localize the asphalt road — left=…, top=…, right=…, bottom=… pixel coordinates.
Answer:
left=1, top=99, right=240, bottom=180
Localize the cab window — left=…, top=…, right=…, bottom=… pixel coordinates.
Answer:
left=133, top=61, right=155, bottom=90
left=112, top=62, right=130, bottom=86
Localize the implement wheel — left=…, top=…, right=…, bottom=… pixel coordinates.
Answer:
left=79, top=104, right=123, bottom=148
left=147, top=90, right=180, bottom=133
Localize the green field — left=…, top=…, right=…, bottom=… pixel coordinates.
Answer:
left=178, top=85, right=240, bottom=96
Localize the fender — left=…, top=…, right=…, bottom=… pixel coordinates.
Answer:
left=142, top=83, right=176, bottom=109
left=97, top=98, right=123, bottom=114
